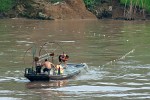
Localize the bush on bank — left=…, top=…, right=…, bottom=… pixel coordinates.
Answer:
left=0, top=0, right=15, bottom=12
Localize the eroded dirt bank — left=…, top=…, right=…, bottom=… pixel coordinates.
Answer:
left=13, top=0, right=96, bottom=20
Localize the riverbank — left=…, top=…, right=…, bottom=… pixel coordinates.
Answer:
left=0, top=0, right=96, bottom=20
left=1, top=0, right=150, bottom=20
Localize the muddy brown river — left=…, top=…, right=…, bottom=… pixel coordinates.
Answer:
left=0, top=19, right=150, bottom=100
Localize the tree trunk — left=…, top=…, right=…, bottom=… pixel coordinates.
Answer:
left=124, top=0, right=127, bottom=17
left=141, top=0, right=146, bottom=19
left=128, top=0, right=133, bottom=19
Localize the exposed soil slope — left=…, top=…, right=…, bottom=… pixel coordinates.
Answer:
left=15, top=0, right=96, bottom=20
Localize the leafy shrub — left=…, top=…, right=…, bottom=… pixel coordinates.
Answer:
left=0, top=0, right=14, bottom=12
left=84, top=0, right=95, bottom=8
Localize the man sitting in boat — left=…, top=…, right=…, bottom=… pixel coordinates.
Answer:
left=34, top=57, right=42, bottom=74
left=58, top=53, right=69, bottom=68
left=42, top=59, right=55, bottom=74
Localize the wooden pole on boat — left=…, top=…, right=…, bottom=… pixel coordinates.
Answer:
left=32, top=44, right=37, bottom=71
left=58, top=66, right=61, bottom=75
left=50, top=52, right=54, bottom=63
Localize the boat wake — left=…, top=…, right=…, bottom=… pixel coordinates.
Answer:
left=100, top=49, right=135, bottom=67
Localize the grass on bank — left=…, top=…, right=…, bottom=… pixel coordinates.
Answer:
left=120, top=0, right=150, bottom=12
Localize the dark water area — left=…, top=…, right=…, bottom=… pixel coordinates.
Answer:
left=0, top=18, right=150, bottom=100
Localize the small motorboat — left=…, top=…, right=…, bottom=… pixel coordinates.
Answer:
left=24, top=41, right=87, bottom=81
left=24, top=63, right=87, bottom=81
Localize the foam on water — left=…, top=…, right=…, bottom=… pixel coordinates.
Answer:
left=0, top=76, right=28, bottom=83
left=16, top=41, right=33, bottom=44
left=0, top=97, right=21, bottom=100
left=45, top=85, right=135, bottom=93
left=59, top=41, right=75, bottom=43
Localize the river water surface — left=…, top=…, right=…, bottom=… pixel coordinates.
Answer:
left=0, top=19, right=150, bottom=100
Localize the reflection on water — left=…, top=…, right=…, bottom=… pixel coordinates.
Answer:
left=0, top=19, right=150, bottom=100
left=26, top=80, right=68, bottom=89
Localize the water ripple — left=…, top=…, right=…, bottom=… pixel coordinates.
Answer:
left=46, top=85, right=135, bottom=92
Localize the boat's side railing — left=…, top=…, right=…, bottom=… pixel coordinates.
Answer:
left=25, top=68, right=35, bottom=75
left=25, top=67, right=57, bottom=75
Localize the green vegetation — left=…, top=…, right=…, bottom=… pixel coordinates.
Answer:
left=84, top=0, right=95, bottom=8
left=120, top=0, right=150, bottom=12
left=50, top=0, right=63, bottom=3
left=83, top=0, right=101, bottom=8
left=0, top=0, right=15, bottom=12
left=83, top=0, right=105, bottom=12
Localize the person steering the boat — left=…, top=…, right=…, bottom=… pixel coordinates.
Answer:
left=58, top=53, right=69, bottom=68
left=42, top=59, right=55, bottom=74
left=34, top=57, right=42, bottom=74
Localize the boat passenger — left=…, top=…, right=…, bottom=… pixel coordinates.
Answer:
left=42, top=59, right=55, bottom=74
left=58, top=53, right=69, bottom=68
left=34, top=57, right=42, bottom=74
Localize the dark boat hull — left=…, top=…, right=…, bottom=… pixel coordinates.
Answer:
left=24, top=63, right=87, bottom=81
